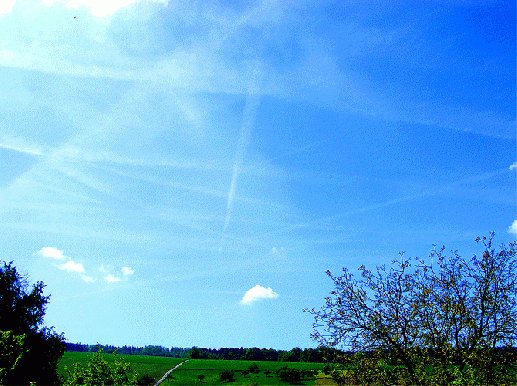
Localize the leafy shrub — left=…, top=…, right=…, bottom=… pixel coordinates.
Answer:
left=63, top=349, right=137, bottom=385
left=0, top=331, right=26, bottom=384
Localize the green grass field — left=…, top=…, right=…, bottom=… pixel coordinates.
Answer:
left=170, top=359, right=329, bottom=385
left=58, top=352, right=335, bottom=385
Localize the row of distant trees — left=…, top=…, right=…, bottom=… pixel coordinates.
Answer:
left=65, top=342, right=326, bottom=362
left=188, top=345, right=325, bottom=362
left=65, top=342, right=190, bottom=358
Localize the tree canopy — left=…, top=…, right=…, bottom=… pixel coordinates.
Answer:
left=0, top=260, right=65, bottom=385
left=307, top=234, right=517, bottom=385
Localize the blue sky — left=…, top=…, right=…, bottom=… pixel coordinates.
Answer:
left=0, top=0, right=515, bottom=350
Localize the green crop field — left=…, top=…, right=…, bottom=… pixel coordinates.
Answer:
left=58, top=352, right=335, bottom=385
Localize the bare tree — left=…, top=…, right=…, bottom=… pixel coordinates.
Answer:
left=306, top=234, right=517, bottom=385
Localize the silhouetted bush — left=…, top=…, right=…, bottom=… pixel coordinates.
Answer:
left=219, top=370, right=235, bottom=382
left=0, top=261, right=65, bottom=385
left=137, top=374, right=156, bottom=385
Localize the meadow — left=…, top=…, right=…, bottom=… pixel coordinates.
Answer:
left=58, top=352, right=334, bottom=385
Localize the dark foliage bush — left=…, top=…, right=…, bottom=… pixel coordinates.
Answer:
left=137, top=374, right=156, bottom=385
left=219, top=369, right=235, bottom=382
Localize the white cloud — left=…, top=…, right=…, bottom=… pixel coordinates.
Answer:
left=509, top=220, right=517, bottom=236
left=43, top=0, right=169, bottom=17
left=34, top=247, right=66, bottom=259
left=510, top=162, right=517, bottom=170
left=240, top=285, right=279, bottom=305
left=0, top=0, right=16, bottom=14
left=35, top=248, right=93, bottom=279
left=99, top=266, right=133, bottom=282
left=1, top=0, right=169, bottom=17
left=62, top=0, right=135, bottom=17
left=81, top=275, right=96, bottom=283
left=105, top=274, right=121, bottom=283
left=58, top=260, right=85, bottom=273
left=121, top=266, right=134, bottom=276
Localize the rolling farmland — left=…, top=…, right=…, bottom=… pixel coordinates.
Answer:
left=58, top=352, right=334, bottom=385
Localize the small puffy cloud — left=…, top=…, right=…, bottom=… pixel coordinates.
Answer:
left=121, top=266, right=134, bottom=276
left=36, top=247, right=92, bottom=280
left=100, top=266, right=133, bottom=283
left=33, top=247, right=66, bottom=259
left=240, top=285, right=279, bottom=305
left=58, top=260, right=85, bottom=273
left=509, top=220, right=517, bottom=236
left=510, top=162, right=517, bottom=170
left=81, top=275, right=96, bottom=283
left=105, top=274, right=121, bottom=283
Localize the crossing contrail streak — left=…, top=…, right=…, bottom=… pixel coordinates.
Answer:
left=245, top=166, right=513, bottom=242
left=219, top=65, right=262, bottom=252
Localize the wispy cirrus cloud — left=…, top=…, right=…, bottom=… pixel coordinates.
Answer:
left=0, top=0, right=512, bottom=144
left=6, top=0, right=168, bottom=18
left=0, top=135, right=45, bottom=156
left=240, top=285, right=279, bottom=305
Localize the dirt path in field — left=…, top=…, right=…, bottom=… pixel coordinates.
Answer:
left=153, top=359, right=189, bottom=386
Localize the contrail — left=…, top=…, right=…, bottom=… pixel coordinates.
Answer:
left=246, top=166, right=513, bottom=242
left=219, top=65, right=262, bottom=252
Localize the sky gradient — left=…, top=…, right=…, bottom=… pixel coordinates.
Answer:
left=0, top=0, right=515, bottom=350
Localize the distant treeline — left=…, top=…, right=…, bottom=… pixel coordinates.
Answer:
left=188, top=346, right=325, bottom=362
left=65, top=342, right=326, bottom=362
left=65, top=343, right=190, bottom=358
